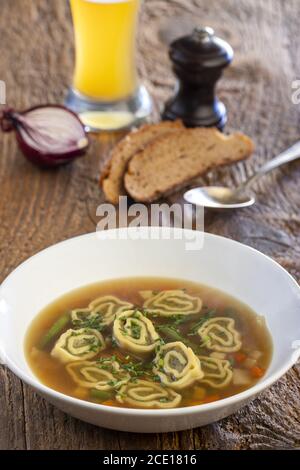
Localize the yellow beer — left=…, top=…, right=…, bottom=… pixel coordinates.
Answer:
left=70, top=0, right=139, bottom=101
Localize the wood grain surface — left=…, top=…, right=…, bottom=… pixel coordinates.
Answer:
left=0, top=0, right=300, bottom=450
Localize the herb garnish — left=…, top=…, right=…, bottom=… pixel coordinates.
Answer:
left=72, top=313, right=105, bottom=332
left=159, top=397, right=169, bottom=403
left=188, top=309, right=216, bottom=335
left=130, top=320, right=142, bottom=339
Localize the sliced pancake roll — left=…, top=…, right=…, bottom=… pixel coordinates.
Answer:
left=90, top=295, right=133, bottom=327
left=51, top=328, right=105, bottom=364
left=71, top=295, right=133, bottom=329
left=197, top=317, right=242, bottom=352
left=66, top=359, right=130, bottom=390
left=116, top=379, right=182, bottom=409
left=113, top=309, right=160, bottom=355
left=142, top=289, right=202, bottom=317
left=198, top=356, right=233, bottom=388
left=153, top=341, right=204, bottom=390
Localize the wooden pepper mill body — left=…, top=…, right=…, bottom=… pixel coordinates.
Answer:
left=162, top=27, right=233, bottom=130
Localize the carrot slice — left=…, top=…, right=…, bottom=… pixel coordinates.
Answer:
left=250, top=365, right=265, bottom=378
left=102, top=400, right=116, bottom=407
left=187, top=401, right=202, bottom=407
left=234, top=352, right=247, bottom=363
left=202, top=394, right=220, bottom=404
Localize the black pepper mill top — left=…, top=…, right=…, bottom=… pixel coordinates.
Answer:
left=162, top=26, right=233, bottom=130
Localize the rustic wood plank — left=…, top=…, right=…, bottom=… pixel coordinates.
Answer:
left=0, top=0, right=299, bottom=450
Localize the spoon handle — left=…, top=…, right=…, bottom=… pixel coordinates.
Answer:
left=241, top=140, right=300, bottom=190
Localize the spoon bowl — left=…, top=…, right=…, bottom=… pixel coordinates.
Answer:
left=183, top=139, right=300, bottom=210
left=184, top=186, right=255, bottom=209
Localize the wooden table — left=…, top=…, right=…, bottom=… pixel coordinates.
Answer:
left=0, top=0, right=300, bottom=450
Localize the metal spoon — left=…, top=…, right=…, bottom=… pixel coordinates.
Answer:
left=184, top=141, right=300, bottom=209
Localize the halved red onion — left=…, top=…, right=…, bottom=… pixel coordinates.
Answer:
left=0, top=105, right=89, bottom=167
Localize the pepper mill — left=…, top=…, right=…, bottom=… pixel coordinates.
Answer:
left=162, top=26, right=233, bottom=130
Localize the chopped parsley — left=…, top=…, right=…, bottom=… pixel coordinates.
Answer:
left=72, top=313, right=105, bottom=332
left=189, top=309, right=216, bottom=335
left=130, top=321, right=142, bottom=339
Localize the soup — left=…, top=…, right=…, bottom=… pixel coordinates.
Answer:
left=25, top=278, right=272, bottom=409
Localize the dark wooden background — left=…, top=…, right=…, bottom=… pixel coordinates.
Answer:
left=0, top=0, right=300, bottom=450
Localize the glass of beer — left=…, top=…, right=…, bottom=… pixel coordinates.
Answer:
left=66, top=0, right=152, bottom=131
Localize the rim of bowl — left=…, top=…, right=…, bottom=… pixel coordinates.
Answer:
left=1, top=227, right=300, bottom=417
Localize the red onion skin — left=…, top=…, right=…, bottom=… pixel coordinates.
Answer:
left=0, top=107, right=15, bottom=132
left=1, top=105, right=89, bottom=168
left=15, top=131, right=87, bottom=168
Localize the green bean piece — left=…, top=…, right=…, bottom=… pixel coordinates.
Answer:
left=159, top=326, right=183, bottom=342
left=159, top=326, right=201, bottom=353
left=90, top=389, right=112, bottom=402
left=39, top=313, right=70, bottom=349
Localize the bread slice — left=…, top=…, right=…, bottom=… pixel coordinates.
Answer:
left=124, top=128, right=254, bottom=202
left=101, top=120, right=184, bottom=204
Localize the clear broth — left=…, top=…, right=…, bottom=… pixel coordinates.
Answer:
left=25, top=277, right=273, bottom=408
